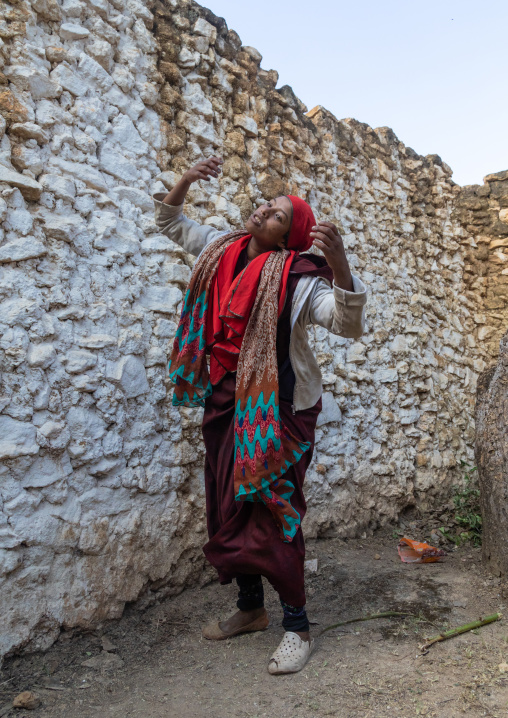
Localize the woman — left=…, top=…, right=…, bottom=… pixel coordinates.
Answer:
left=153, top=156, right=367, bottom=674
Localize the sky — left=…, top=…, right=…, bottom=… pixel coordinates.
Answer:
left=202, top=0, right=507, bottom=187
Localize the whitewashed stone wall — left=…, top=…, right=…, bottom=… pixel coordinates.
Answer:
left=0, top=0, right=497, bottom=660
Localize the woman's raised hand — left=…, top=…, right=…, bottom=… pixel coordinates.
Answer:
left=310, top=221, right=354, bottom=292
left=183, top=156, right=223, bottom=184
left=162, top=156, right=223, bottom=205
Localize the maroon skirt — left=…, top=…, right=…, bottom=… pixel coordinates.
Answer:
left=202, top=373, right=321, bottom=606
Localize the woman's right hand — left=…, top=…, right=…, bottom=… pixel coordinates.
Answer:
left=183, top=156, right=223, bottom=184
left=162, top=156, right=223, bottom=205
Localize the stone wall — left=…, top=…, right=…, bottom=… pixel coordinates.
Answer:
left=475, top=330, right=508, bottom=578
left=453, top=171, right=508, bottom=359
left=0, top=0, right=502, bottom=660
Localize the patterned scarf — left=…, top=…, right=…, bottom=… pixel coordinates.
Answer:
left=168, top=230, right=311, bottom=542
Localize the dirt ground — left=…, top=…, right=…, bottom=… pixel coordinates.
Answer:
left=2, top=517, right=508, bottom=718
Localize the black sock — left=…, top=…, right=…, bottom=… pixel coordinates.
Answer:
left=236, top=574, right=264, bottom=611
left=280, top=599, right=310, bottom=632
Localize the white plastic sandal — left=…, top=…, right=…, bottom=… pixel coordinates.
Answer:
left=267, top=631, right=315, bottom=675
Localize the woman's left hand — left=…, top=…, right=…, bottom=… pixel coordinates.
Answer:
left=310, top=221, right=354, bottom=291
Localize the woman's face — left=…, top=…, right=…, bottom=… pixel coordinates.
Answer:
left=245, top=196, right=292, bottom=251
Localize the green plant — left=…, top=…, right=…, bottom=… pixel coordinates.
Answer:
left=440, top=463, right=482, bottom=547
left=438, top=526, right=456, bottom=544
left=453, top=463, right=482, bottom=546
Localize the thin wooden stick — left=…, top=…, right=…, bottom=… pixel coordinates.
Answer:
left=320, top=611, right=413, bottom=636
left=420, top=613, right=502, bottom=652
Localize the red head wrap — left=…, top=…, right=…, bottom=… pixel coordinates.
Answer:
left=285, top=195, right=316, bottom=252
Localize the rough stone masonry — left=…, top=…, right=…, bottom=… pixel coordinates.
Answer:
left=0, top=0, right=506, bottom=660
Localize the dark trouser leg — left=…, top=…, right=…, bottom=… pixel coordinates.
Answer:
left=236, top=574, right=264, bottom=611
left=280, top=599, right=310, bottom=632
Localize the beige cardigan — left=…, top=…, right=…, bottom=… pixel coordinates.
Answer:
left=153, top=195, right=367, bottom=412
